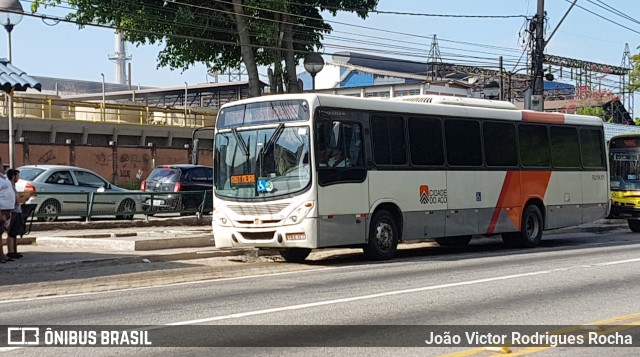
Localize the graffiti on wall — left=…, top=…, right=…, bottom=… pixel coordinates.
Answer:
left=95, top=152, right=110, bottom=166
left=37, top=150, right=57, bottom=164
left=118, top=152, right=151, bottom=183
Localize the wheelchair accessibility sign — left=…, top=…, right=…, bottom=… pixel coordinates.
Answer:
left=257, top=179, right=274, bottom=193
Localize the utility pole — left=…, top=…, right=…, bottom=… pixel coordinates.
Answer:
left=530, top=0, right=545, bottom=112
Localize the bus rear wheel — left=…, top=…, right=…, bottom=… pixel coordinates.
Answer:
left=279, top=248, right=311, bottom=263
left=628, top=220, right=640, bottom=232
left=363, top=209, right=399, bottom=260
left=502, top=205, right=543, bottom=248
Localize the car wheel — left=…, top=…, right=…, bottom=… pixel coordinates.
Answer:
left=179, top=197, right=200, bottom=216
left=115, top=199, right=136, bottom=220
left=37, top=199, right=61, bottom=222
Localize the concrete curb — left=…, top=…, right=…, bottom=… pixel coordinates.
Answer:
left=545, top=220, right=628, bottom=235
left=26, top=216, right=213, bottom=232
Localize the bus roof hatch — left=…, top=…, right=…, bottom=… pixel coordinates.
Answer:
left=392, top=95, right=518, bottom=110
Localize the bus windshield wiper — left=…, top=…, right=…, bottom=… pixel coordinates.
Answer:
left=232, top=127, right=250, bottom=158
left=257, top=123, right=285, bottom=179
left=264, top=123, right=285, bottom=154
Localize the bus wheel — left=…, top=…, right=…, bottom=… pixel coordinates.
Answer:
left=279, top=248, right=311, bottom=263
left=364, top=209, right=399, bottom=260
left=436, top=236, right=472, bottom=247
left=628, top=220, right=640, bottom=232
left=504, top=205, right=543, bottom=248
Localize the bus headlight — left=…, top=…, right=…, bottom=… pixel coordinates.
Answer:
left=286, top=201, right=314, bottom=225
left=213, top=209, right=232, bottom=227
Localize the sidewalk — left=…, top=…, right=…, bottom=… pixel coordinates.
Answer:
left=3, top=215, right=251, bottom=269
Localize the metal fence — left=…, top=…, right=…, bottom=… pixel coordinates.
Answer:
left=27, top=191, right=213, bottom=222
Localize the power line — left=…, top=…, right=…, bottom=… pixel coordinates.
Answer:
left=589, top=0, right=640, bottom=26
left=563, top=0, right=640, bottom=35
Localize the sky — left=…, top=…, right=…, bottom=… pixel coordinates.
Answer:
left=2, top=0, right=640, bottom=113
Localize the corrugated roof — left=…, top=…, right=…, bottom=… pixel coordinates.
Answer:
left=0, top=59, right=41, bottom=93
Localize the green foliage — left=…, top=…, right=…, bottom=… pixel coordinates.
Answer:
left=576, top=106, right=608, bottom=121
left=32, top=0, right=378, bottom=94
left=631, top=51, right=640, bottom=93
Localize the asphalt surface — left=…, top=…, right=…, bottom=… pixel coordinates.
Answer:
left=0, top=217, right=629, bottom=299
left=1, top=225, right=640, bottom=356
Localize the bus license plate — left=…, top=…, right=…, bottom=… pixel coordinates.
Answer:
left=286, top=233, right=306, bottom=241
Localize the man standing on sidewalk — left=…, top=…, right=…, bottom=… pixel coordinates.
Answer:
left=6, top=169, right=33, bottom=259
left=0, top=159, right=15, bottom=263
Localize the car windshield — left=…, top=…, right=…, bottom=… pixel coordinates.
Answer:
left=147, top=168, right=181, bottom=183
left=215, top=126, right=311, bottom=199
left=18, top=168, right=45, bottom=181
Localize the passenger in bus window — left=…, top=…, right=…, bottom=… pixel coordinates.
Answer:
left=318, top=145, right=346, bottom=168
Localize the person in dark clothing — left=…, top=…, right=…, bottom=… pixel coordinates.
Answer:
left=6, top=169, right=34, bottom=259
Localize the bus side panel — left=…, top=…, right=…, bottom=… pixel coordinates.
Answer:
left=317, top=180, right=369, bottom=247
left=446, top=170, right=519, bottom=236
left=581, top=170, right=609, bottom=224
left=545, top=172, right=583, bottom=229
left=446, top=171, right=479, bottom=236
left=386, top=171, right=447, bottom=241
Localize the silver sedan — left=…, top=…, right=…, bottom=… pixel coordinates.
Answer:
left=15, top=165, right=141, bottom=221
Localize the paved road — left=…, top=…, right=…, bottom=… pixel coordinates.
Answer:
left=2, top=228, right=640, bottom=356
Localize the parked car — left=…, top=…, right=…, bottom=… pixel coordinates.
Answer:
left=15, top=165, right=140, bottom=221
left=140, top=164, right=213, bottom=214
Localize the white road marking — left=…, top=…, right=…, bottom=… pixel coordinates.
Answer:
left=167, top=257, right=640, bottom=325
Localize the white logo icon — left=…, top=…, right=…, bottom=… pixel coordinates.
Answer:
left=7, top=327, right=40, bottom=345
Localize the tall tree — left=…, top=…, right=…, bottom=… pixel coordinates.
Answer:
left=32, top=0, right=378, bottom=96
left=630, top=49, right=640, bottom=92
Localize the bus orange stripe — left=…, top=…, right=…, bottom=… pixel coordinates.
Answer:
left=521, top=111, right=565, bottom=124
left=487, top=171, right=552, bottom=234
left=487, top=171, right=515, bottom=235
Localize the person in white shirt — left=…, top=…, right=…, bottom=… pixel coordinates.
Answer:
left=6, top=169, right=33, bottom=259
left=0, top=159, right=16, bottom=263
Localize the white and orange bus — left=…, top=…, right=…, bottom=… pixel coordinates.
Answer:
left=212, top=94, right=609, bottom=262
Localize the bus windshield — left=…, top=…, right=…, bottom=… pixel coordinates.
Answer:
left=214, top=126, right=311, bottom=199
left=610, top=151, right=640, bottom=190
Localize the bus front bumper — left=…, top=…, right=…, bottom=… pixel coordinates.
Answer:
left=213, top=218, right=318, bottom=249
left=609, top=203, right=640, bottom=219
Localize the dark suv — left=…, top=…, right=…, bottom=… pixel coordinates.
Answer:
left=141, top=164, right=213, bottom=214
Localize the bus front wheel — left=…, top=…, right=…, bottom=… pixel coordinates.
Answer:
left=279, top=248, right=311, bottom=263
left=628, top=220, right=640, bottom=232
left=363, top=209, right=399, bottom=260
left=502, top=205, right=543, bottom=248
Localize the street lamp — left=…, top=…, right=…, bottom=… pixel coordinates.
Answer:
left=0, top=0, right=24, bottom=169
left=100, top=73, right=105, bottom=121
left=184, top=81, right=188, bottom=126
left=304, top=53, right=324, bottom=91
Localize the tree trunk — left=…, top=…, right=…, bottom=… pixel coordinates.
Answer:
left=282, top=14, right=299, bottom=93
left=232, top=0, right=261, bottom=97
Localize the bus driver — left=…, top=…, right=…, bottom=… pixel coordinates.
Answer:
left=317, top=145, right=346, bottom=168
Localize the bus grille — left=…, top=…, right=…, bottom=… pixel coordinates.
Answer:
left=227, top=203, right=289, bottom=216
left=240, top=231, right=276, bottom=240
